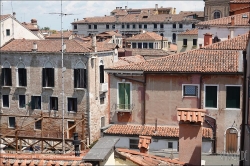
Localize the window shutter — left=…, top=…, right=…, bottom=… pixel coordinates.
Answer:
left=84, top=69, right=87, bottom=88
left=50, top=97, right=52, bottom=110
left=42, top=68, right=46, bottom=87
left=31, top=96, right=35, bottom=109
left=74, top=69, right=78, bottom=88
left=125, top=83, right=130, bottom=109
left=49, top=68, right=54, bottom=87
left=55, top=97, right=58, bottom=110
left=119, top=83, right=125, bottom=109
left=23, top=68, right=27, bottom=86
left=205, top=86, right=217, bottom=108
left=6, top=68, right=12, bottom=86
left=99, top=65, right=104, bottom=83
left=1, top=68, right=5, bottom=85
left=79, top=69, right=84, bottom=88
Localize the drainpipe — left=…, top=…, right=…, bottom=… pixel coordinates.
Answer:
left=239, top=50, right=247, bottom=166
left=199, top=74, right=203, bottom=109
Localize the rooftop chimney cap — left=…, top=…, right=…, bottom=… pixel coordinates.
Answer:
left=32, top=42, right=37, bottom=51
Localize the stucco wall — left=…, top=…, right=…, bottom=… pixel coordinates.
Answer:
left=177, top=34, right=198, bottom=53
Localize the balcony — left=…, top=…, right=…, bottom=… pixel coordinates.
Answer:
left=100, top=83, right=108, bottom=93
left=115, top=104, right=134, bottom=112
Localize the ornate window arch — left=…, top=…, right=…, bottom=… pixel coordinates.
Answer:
left=74, top=60, right=87, bottom=88
left=213, top=10, right=221, bottom=19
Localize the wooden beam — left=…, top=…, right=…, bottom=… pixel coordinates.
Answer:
left=0, top=114, right=82, bottom=120
left=64, top=119, right=84, bottom=132
left=1, top=138, right=16, bottom=149
left=0, top=134, right=74, bottom=141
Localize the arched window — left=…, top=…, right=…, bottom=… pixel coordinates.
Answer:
left=17, top=62, right=27, bottom=86
left=74, top=61, right=87, bottom=88
left=2, top=61, right=12, bottom=86
left=172, top=33, right=176, bottom=43
left=42, top=61, right=54, bottom=87
left=213, top=11, right=221, bottom=19
left=99, top=60, right=104, bottom=83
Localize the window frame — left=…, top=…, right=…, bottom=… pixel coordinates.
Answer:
left=183, top=39, right=187, bottom=46
left=2, top=67, right=12, bottom=86
left=94, top=24, right=97, bottom=29
left=193, top=39, right=197, bottom=46
left=34, top=119, right=42, bottom=130
left=225, top=85, right=241, bottom=110
left=100, top=93, right=105, bottom=105
left=168, top=142, right=173, bottom=149
left=67, top=97, right=77, bottom=113
left=129, top=139, right=139, bottom=149
left=17, top=68, right=27, bottom=87
left=8, top=117, right=15, bottom=128
left=19, top=95, right=26, bottom=109
left=42, top=68, right=55, bottom=88
left=2, top=95, right=10, bottom=108
left=154, top=23, right=157, bottom=29
left=173, top=24, right=176, bottom=29
left=6, top=29, right=10, bottom=36
left=117, top=82, right=132, bottom=110
left=50, top=96, right=58, bottom=111
left=179, top=24, right=183, bottom=29
left=126, top=24, right=130, bottom=29
left=160, top=24, right=164, bottom=29
left=204, top=84, right=219, bottom=109
left=144, top=24, right=147, bottom=29
left=74, top=68, right=87, bottom=89
left=31, top=96, right=42, bottom=110
left=73, top=25, right=77, bottom=30
left=101, top=116, right=105, bottom=128
left=132, top=24, right=136, bottom=29
left=139, top=24, right=142, bottom=29
left=182, top=84, right=199, bottom=98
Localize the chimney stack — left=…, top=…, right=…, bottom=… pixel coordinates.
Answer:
left=92, top=34, right=97, bottom=52
left=199, top=44, right=202, bottom=49
left=155, top=4, right=158, bottom=10
left=231, top=16, right=235, bottom=26
left=228, top=35, right=230, bottom=39
left=13, top=12, right=16, bottom=19
left=125, top=6, right=127, bottom=9
left=173, top=8, right=176, bottom=14
left=138, top=136, right=151, bottom=153
left=31, top=19, right=38, bottom=28
left=203, top=33, right=213, bottom=46
left=230, top=29, right=234, bottom=38
left=32, top=42, right=37, bottom=52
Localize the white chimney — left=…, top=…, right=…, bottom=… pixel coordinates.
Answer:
left=155, top=4, right=158, bottom=10
left=92, top=34, right=97, bottom=52
left=32, top=42, right=37, bottom=52
left=63, top=43, right=66, bottom=51
left=13, top=12, right=16, bottom=19
left=230, top=29, right=234, bottom=38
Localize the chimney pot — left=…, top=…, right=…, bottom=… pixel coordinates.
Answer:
left=203, top=33, right=213, bottom=46
left=32, top=42, right=37, bottom=51
left=231, top=16, right=235, bottom=25
left=155, top=4, right=158, bottom=10
left=13, top=12, right=16, bottom=18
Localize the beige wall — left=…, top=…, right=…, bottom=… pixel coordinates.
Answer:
left=177, top=34, right=198, bottom=53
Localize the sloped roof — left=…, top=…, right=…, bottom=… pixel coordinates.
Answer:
left=22, top=22, right=39, bottom=31
left=45, top=31, right=73, bottom=39
left=202, top=32, right=249, bottom=50
left=97, top=31, right=122, bottom=37
left=126, top=31, right=167, bottom=41
left=178, top=28, right=198, bottom=35
left=179, top=11, right=204, bottom=18
left=0, top=14, right=11, bottom=21
left=116, top=148, right=186, bottom=166
left=114, top=55, right=146, bottom=67
left=107, top=49, right=241, bottom=73
left=230, top=0, right=250, bottom=3
left=104, top=124, right=213, bottom=138
left=197, top=12, right=250, bottom=26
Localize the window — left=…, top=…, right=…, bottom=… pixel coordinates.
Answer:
left=74, top=68, right=87, bottom=88
left=18, top=68, right=27, bottom=86
left=106, top=24, right=109, bottom=29
left=35, top=119, right=42, bottom=130
left=226, top=86, right=240, bottom=109
left=132, top=43, right=136, bottom=48
left=73, top=25, right=77, bottom=30
left=50, top=97, right=58, bottom=110
left=94, top=25, right=97, bottom=29
left=99, top=64, right=104, bottom=83
left=88, top=25, right=91, bottom=29
left=19, top=95, right=26, bottom=108
left=122, top=24, right=125, bottom=29
left=8, top=117, right=15, bottom=128
left=2, top=95, right=9, bottom=108
left=126, top=24, right=130, bottom=29
left=154, top=24, right=157, bottom=29
left=205, top=85, right=218, bottom=108
left=112, top=24, right=115, bottom=29
left=139, top=24, right=142, bottom=29
left=101, top=117, right=105, bottom=128
left=129, top=139, right=139, bottom=149
left=6, top=29, right=10, bottom=36
left=143, top=43, right=148, bottom=48
left=179, top=24, right=183, bottom=29
left=42, top=68, right=54, bottom=87
left=193, top=39, right=197, bottom=46
left=144, top=24, right=147, bottom=29
left=173, top=24, right=176, bottom=29
left=100, top=93, right=105, bottom=104
left=192, top=23, right=195, bottom=29
left=214, top=11, right=221, bottom=19
left=2, top=67, right=12, bottom=86
left=168, top=142, right=173, bottom=149
left=149, top=43, right=153, bottom=49
left=172, top=33, right=176, bottom=43
left=183, top=39, right=187, bottom=46
left=68, top=98, right=77, bottom=112
left=31, top=96, right=41, bottom=110
left=118, top=83, right=131, bottom=109
left=132, top=24, right=136, bottom=29
left=138, top=43, right=142, bottom=49
left=160, top=24, right=164, bottom=29
left=183, top=85, right=198, bottom=97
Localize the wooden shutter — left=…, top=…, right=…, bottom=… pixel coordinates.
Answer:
left=119, top=83, right=125, bottom=109
left=42, top=68, right=46, bottom=87
left=99, top=65, right=104, bottom=83
left=125, top=83, right=130, bottom=109
left=226, top=87, right=240, bottom=108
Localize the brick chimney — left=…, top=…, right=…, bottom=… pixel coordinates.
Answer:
left=177, top=108, right=206, bottom=166
left=138, top=136, right=151, bottom=153
left=231, top=16, right=235, bottom=26
left=203, top=33, right=213, bottom=46
left=31, top=19, right=38, bottom=28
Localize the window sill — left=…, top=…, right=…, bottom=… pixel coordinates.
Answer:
left=42, top=87, right=54, bottom=90
left=116, top=109, right=132, bottom=113
left=204, top=107, right=218, bottom=110
left=16, top=86, right=27, bottom=89
left=224, top=108, right=241, bottom=111
left=182, top=45, right=187, bottom=47
left=183, top=96, right=199, bottom=98
left=74, top=88, right=85, bottom=91
left=2, top=86, right=11, bottom=88
left=68, top=111, right=77, bottom=114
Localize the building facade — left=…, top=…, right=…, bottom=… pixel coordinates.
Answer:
left=204, top=0, right=230, bottom=21
left=177, top=28, right=198, bottom=53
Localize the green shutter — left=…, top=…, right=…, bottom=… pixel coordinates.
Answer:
left=119, top=83, right=125, bottom=109
left=205, top=86, right=217, bottom=108
left=125, top=83, right=130, bottom=109
left=226, top=87, right=240, bottom=108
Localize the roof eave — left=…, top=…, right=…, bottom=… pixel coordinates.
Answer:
left=105, top=69, right=144, bottom=74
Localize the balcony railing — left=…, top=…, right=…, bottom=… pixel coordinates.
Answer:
left=114, top=104, right=134, bottom=112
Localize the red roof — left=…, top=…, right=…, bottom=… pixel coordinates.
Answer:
left=126, top=31, right=167, bottom=41
left=178, top=28, right=198, bottom=35
left=177, top=108, right=206, bottom=123
left=0, top=14, right=11, bottom=21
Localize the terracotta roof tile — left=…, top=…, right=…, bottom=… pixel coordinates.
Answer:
left=230, top=0, right=250, bottom=3
left=21, top=22, right=39, bottom=31
left=179, top=11, right=204, bottom=18
left=0, top=14, right=11, bottom=21
left=45, top=31, right=73, bottom=39
left=126, top=31, right=167, bottom=41
left=104, top=124, right=213, bottom=138
left=177, top=108, right=206, bottom=123
left=178, top=28, right=198, bottom=35
left=118, top=48, right=170, bottom=57
left=203, top=31, right=249, bottom=50
left=97, top=31, right=122, bottom=37
left=108, top=49, right=241, bottom=73
left=230, top=5, right=250, bottom=12
left=197, top=12, right=250, bottom=26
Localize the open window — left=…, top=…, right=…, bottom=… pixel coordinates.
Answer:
left=50, top=96, right=58, bottom=110
left=2, top=61, right=12, bottom=86
left=2, top=95, right=9, bottom=108
left=35, top=119, right=42, bottom=130
left=74, top=61, right=87, bottom=88
left=118, top=83, right=131, bottom=109
left=17, top=62, right=27, bottom=87
left=68, top=98, right=77, bottom=112
left=42, top=61, right=54, bottom=87
left=31, top=96, right=41, bottom=110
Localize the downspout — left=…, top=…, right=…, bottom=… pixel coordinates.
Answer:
left=87, top=57, right=91, bottom=148
left=199, top=74, right=203, bottom=109
left=239, top=50, right=246, bottom=166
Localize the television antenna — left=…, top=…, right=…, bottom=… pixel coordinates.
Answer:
left=48, top=0, right=74, bottom=154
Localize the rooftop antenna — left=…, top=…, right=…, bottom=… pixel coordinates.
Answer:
left=48, top=0, right=74, bottom=154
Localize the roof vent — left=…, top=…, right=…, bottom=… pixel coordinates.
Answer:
left=242, top=14, right=248, bottom=18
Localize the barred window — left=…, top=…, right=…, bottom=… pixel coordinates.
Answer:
left=183, top=85, right=198, bottom=97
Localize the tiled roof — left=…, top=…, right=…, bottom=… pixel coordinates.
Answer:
left=126, top=31, right=167, bottom=41
left=230, top=0, right=250, bottom=3
left=230, top=5, right=250, bottom=12
left=116, top=148, right=186, bottom=166
left=118, top=48, right=170, bottom=57
left=0, top=151, right=91, bottom=166
left=45, top=31, right=73, bottom=39
left=169, top=43, right=177, bottom=52
left=203, top=32, right=249, bottom=50
left=0, top=39, right=91, bottom=53
left=178, top=28, right=198, bottom=35
left=0, top=14, right=11, bottom=21
left=179, top=11, right=204, bottom=18
left=114, top=55, right=146, bottom=67
left=97, top=31, right=122, bottom=37
left=197, top=12, right=250, bottom=26
left=108, top=49, right=241, bottom=73
left=177, top=108, right=206, bottom=123
left=104, top=124, right=213, bottom=138
left=21, top=22, right=39, bottom=31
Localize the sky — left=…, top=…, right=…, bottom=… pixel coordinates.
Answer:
left=1, top=1, right=204, bottom=31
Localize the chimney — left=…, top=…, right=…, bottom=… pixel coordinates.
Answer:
left=155, top=4, right=158, bottom=10
left=63, top=43, right=66, bottom=51
left=92, top=34, right=97, bottom=52
left=203, top=33, right=213, bottom=46
left=177, top=108, right=206, bottom=166
left=199, top=44, right=202, bottom=49
left=228, top=35, right=230, bottom=39
left=125, top=6, right=127, bottom=9
left=31, top=19, right=38, bottom=28
left=173, top=8, right=176, bottom=14
left=13, top=12, right=16, bottom=19
left=140, top=29, right=146, bottom=34
left=230, top=29, right=234, bottom=38
left=32, top=42, right=37, bottom=52
left=231, top=16, right=235, bottom=25
left=138, top=136, right=151, bottom=153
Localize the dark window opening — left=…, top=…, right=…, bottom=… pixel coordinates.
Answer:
left=100, top=93, right=105, bottom=105
left=50, top=97, right=58, bottom=110
left=106, top=24, right=109, bottom=29
left=132, top=24, right=136, bottom=29
left=154, top=24, right=157, bottom=29
left=73, top=25, right=77, bottom=30
left=173, top=24, right=176, bottom=29
left=68, top=98, right=77, bottom=112
left=168, top=142, right=173, bottom=149
left=126, top=24, right=130, bottom=29
left=214, top=11, right=221, bottom=19
left=112, top=24, right=115, bottom=29
left=99, top=65, right=104, bottom=83
left=132, top=43, right=136, bottom=48
left=129, top=139, right=139, bottom=149
left=42, top=68, right=54, bottom=87
left=179, top=24, right=183, bottom=28
left=149, top=43, right=153, bottom=49
left=1, top=68, right=12, bottom=86
left=6, top=29, right=10, bottom=36
left=226, top=86, right=240, bottom=109
left=192, top=23, right=195, bottom=29
left=88, top=25, right=91, bottom=29
left=3, top=95, right=9, bottom=108
left=9, top=117, right=15, bottom=128
left=205, top=86, right=217, bottom=108
left=31, top=96, right=41, bottom=110
left=144, top=24, right=147, bottom=29
left=172, top=33, right=176, bottom=43
left=139, top=24, right=142, bottom=29
left=18, top=68, right=27, bottom=86
left=94, top=25, right=97, bottom=29
left=160, top=24, right=164, bottom=29
left=143, top=43, right=148, bottom=48
left=183, top=39, right=187, bottom=46
left=193, top=39, right=197, bottom=46
left=122, top=24, right=125, bottom=29
left=183, top=85, right=198, bottom=96
left=19, top=95, right=26, bottom=108
left=138, top=43, right=142, bottom=48
left=35, top=120, right=42, bottom=130
left=74, top=69, right=87, bottom=88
